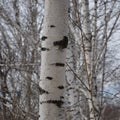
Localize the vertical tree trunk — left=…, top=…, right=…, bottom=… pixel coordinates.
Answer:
left=39, top=0, right=68, bottom=120
left=65, top=34, right=79, bottom=120
left=81, top=0, right=98, bottom=120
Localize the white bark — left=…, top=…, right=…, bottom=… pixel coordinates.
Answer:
left=81, top=0, right=98, bottom=120
left=65, top=35, right=79, bottom=120
left=39, top=0, right=68, bottom=120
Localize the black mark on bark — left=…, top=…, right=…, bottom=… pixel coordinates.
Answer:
left=50, top=63, right=65, bottom=67
left=41, top=36, right=48, bottom=41
left=41, top=100, right=64, bottom=108
left=53, top=36, right=68, bottom=49
left=55, top=63, right=65, bottom=67
left=38, top=87, right=49, bottom=95
left=46, top=76, right=53, bottom=80
left=60, top=96, right=64, bottom=99
left=50, top=25, right=56, bottom=28
left=58, top=86, right=64, bottom=89
left=41, top=47, right=49, bottom=51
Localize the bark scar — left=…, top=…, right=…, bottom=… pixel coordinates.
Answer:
left=58, top=85, right=64, bottom=89
left=50, top=63, right=65, bottom=67
left=38, top=87, right=49, bottom=95
left=41, top=36, right=48, bottom=41
left=50, top=25, right=56, bottom=28
left=53, top=36, right=68, bottom=49
left=41, top=47, right=49, bottom=51
left=40, top=100, right=64, bottom=108
left=46, top=76, right=53, bottom=80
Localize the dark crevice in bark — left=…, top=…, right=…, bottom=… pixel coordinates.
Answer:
left=38, top=87, right=49, bottom=95
left=51, top=63, right=65, bottom=67
left=40, top=100, right=64, bottom=108
left=41, top=36, right=48, bottom=41
left=60, top=96, right=64, bottom=99
left=41, top=47, right=49, bottom=51
left=58, top=85, right=64, bottom=89
left=50, top=25, right=56, bottom=28
left=53, top=36, right=68, bottom=49
left=46, top=76, right=53, bottom=80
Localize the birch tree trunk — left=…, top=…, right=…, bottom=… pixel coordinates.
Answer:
left=65, top=34, right=79, bottom=120
left=39, top=0, right=68, bottom=120
left=81, top=0, right=98, bottom=119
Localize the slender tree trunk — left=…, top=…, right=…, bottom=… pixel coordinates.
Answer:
left=39, top=0, right=68, bottom=120
left=81, top=0, right=98, bottom=119
left=65, top=35, right=79, bottom=120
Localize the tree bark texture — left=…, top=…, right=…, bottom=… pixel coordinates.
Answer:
left=39, top=0, right=68, bottom=120
left=81, top=0, right=98, bottom=120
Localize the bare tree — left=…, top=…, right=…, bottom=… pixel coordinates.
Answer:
left=69, top=0, right=120, bottom=120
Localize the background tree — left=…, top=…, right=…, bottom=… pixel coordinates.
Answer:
left=68, top=0, right=120, bottom=120
left=0, top=0, right=42, bottom=119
